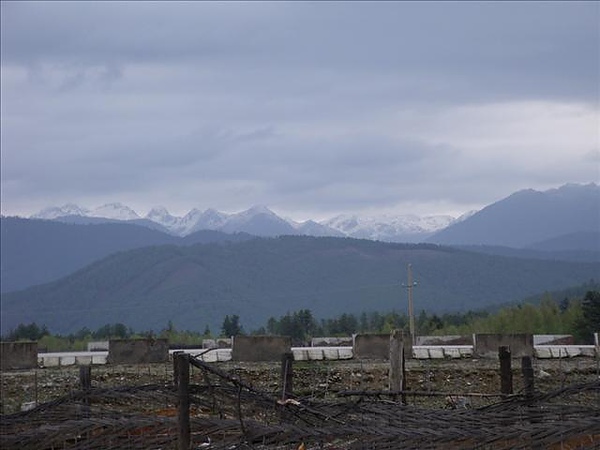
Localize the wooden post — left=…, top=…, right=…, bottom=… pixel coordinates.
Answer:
left=79, top=365, right=92, bottom=419
left=79, top=365, right=92, bottom=390
left=173, top=350, right=184, bottom=388
left=389, top=329, right=406, bottom=404
left=280, top=352, right=294, bottom=401
left=176, top=353, right=190, bottom=450
left=521, top=356, right=534, bottom=399
left=499, top=346, right=513, bottom=396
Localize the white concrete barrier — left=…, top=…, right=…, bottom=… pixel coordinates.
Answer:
left=413, top=347, right=430, bottom=359
left=292, top=348, right=308, bottom=361
left=35, top=343, right=597, bottom=366
left=76, top=355, right=92, bottom=365
left=323, top=348, right=340, bottom=360
left=535, top=347, right=553, bottom=359
left=337, top=347, right=353, bottom=360
left=38, top=351, right=109, bottom=367
left=411, top=345, right=473, bottom=359
left=91, top=354, right=108, bottom=365
left=308, top=348, right=325, bottom=360
left=39, top=355, right=60, bottom=367
left=535, top=345, right=596, bottom=359
left=458, top=347, right=473, bottom=358
left=191, top=348, right=232, bottom=362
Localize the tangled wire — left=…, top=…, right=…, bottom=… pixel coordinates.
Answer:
left=2, top=357, right=599, bottom=449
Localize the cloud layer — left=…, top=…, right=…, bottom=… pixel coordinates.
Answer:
left=1, top=1, right=598, bottom=220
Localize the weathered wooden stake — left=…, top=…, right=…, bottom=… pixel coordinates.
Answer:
left=521, top=356, right=535, bottom=399
left=176, top=353, right=190, bottom=450
left=34, top=370, right=39, bottom=406
left=79, top=365, right=92, bottom=420
left=173, top=350, right=184, bottom=388
left=499, top=346, right=513, bottom=395
left=79, top=365, right=92, bottom=390
left=389, top=329, right=406, bottom=404
left=280, top=352, right=294, bottom=400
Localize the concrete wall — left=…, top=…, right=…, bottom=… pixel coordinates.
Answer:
left=231, top=335, right=291, bottom=362
left=1, top=341, right=38, bottom=370
left=533, top=335, right=574, bottom=345
left=416, top=335, right=473, bottom=346
left=87, top=341, right=109, bottom=351
left=473, top=333, right=533, bottom=359
left=311, top=337, right=353, bottom=347
left=201, top=338, right=232, bottom=349
left=107, top=338, right=169, bottom=364
left=353, top=332, right=412, bottom=360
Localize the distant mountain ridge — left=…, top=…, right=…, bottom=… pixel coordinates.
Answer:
left=427, top=183, right=599, bottom=248
left=2, top=236, right=598, bottom=335
left=27, top=182, right=598, bottom=246
left=2, top=182, right=598, bottom=333
left=31, top=202, right=455, bottom=242
left=0, top=217, right=253, bottom=293
left=0, top=184, right=600, bottom=293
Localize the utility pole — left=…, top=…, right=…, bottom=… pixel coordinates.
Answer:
left=403, top=264, right=417, bottom=345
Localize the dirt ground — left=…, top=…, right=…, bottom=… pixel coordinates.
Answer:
left=2, top=356, right=599, bottom=415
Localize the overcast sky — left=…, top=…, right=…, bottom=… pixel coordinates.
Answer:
left=1, top=1, right=598, bottom=221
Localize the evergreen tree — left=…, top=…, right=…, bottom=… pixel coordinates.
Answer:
left=6, top=322, right=49, bottom=341
left=575, top=290, right=600, bottom=343
left=221, top=314, right=243, bottom=337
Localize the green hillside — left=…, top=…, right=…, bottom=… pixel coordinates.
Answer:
left=2, top=236, right=598, bottom=334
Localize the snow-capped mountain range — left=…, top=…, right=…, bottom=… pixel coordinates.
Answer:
left=30, top=202, right=463, bottom=242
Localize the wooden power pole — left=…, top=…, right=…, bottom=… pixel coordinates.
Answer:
left=403, top=264, right=417, bottom=345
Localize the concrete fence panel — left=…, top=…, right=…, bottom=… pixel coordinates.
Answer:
left=311, top=337, right=353, bottom=347
left=108, top=339, right=169, bottom=364
left=473, top=334, right=533, bottom=359
left=1, top=341, right=38, bottom=370
left=416, top=335, right=473, bottom=346
left=231, top=335, right=291, bottom=362
left=353, top=333, right=412, bottom=360
left=533, top=335, right=574, bottom=345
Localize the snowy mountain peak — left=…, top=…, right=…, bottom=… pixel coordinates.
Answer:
left=145, top=206, right=178, bottom=227
left=89, top=203, right=140, bottom=221
left=146, top=206, right=170, bottom=217
left=196, top=208, right=229, bottom=227
left=29, top=202, right=461, bottom=242
left=32, top=203, right=89, bottom=219
left=321, top=213, right=456, bottom=243
left=245, top=205, right=276, bottom=216
left=455, top=210, right=478, bottom=223
left=170, top=208, right=230, bottom=235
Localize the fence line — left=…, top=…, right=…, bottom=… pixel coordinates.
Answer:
left=2, top=351, right=600, bottom=449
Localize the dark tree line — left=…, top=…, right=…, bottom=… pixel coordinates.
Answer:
left=221, top=314, right=243, bottom=337
left=4, top=322, right=49, bottom=341
left=575, top=290, right=600, bottom=343
left=6, top=291, right=599, bottom=347
left=251, top=309, right=489, bottom=345
left=3, top=322, right=131, bottom=342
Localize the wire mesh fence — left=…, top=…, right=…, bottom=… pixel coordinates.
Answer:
left=2, top=354, right=600, bottom=450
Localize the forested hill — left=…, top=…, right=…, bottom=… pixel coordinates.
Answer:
left=0, top=217, right=253, bottom=292
left=2, top=236, right=598, bottom=335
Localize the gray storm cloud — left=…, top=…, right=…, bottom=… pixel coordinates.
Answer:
left=1, top=1, right=598, bottom=219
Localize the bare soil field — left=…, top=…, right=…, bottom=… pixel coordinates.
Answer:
left=2, top=356, right=599, bottom=414
left=1, top=357, right=599, bottom=449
